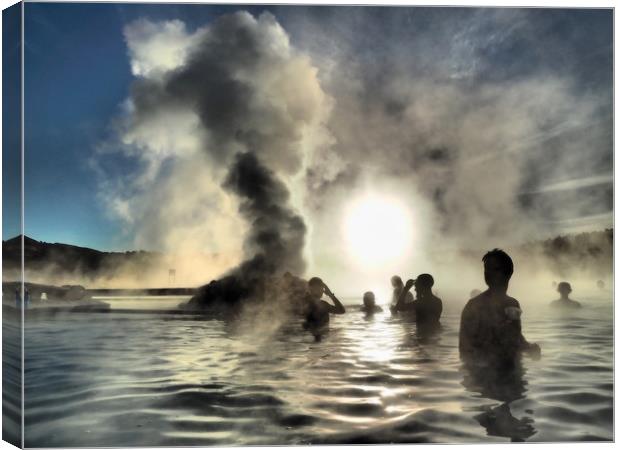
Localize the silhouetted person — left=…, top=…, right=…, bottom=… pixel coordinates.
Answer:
left=360, top=291, right=383, bottom=315
left=459, top=249, right=540, bottom=367
left=470, top=289, right=482, bottom=299
left=394, top=273, right=442, bottom=325
left=390, top=275, right=413, bottom=314
left=302, top=277, right=345, bottom=341
left=597, top=279, right=605, bottom=290
left=550, top=282, right=581, bottom=309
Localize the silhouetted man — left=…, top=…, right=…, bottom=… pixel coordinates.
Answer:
left=302, top=277, right=346, bottom=341
left=394, top=273, right=442, bottom=325
left=459, top=249, right=540, bottom=366
left=550, top=282, right=581, bottom=309
left=360, top=291, right=383, bottom=315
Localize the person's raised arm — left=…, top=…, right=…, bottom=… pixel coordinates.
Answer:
left=394, top=279, right=415, bottom=312
left=323, top=284, right=345, bottom=314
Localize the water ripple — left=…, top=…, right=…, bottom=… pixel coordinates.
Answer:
left=6, top=296, right=612, bottom=446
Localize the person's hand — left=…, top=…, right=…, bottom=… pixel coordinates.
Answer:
left=405, top=279, right=415, bottom=290
left=528, top=343, right=541, bottom=360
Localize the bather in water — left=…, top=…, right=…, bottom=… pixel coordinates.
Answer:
left=392, top=273, right=442, bottom=325
left=550, top=282, right=581, bottom=309
left=360, top=291, right=383, bottom=316
left=459, top=249, right=540, bottom=368
left=302, top=277, right=346, bottom=341
left=389, top=275, right=413, bottom=315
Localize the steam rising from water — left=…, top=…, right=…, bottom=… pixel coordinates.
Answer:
left=89, top=9, right=611, bottom=295
left=93, top=11, right=330, bottom=286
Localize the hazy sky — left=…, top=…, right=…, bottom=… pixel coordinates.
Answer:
left=3, top=3, right=612, bottom=260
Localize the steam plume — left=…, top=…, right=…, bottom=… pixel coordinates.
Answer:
left=94, top=11, right=329, bottom=290
left=224, top=152, right=306, bottom=280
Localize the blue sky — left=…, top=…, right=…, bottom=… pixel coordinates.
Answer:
left=6, top=2, right=271, bottom=249
left=2, top=4, right=613, bottom=252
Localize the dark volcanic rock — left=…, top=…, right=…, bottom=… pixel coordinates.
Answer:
left=180, top=272, right=308, bottom=314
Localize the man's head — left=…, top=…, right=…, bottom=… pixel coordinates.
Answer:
left=363, top=291, right=376, bottom=308
left=414, top=273, right=434, bottom=296
left=391, top=275, right=403, bottom=288
left=308, top=277, right=325, bottom=299
left=482, top=249, right=513, bottom=290
left=557, top=281, right=572, bottom=297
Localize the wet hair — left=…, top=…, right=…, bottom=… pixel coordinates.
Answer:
left=308, top=277, right=324, bottom=288
left=557, top=281, right=572, bottom=293
left=363, top=291, right=375, bottom=306
left=391, top=275, right=403, bottom=287
left=482, top=249, right=514, bottom=278
left=415, top=273, right=434, bottom=289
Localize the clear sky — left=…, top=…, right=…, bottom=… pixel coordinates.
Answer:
left=2, top=3, right=613, bottom=254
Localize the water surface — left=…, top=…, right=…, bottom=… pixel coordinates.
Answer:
left=17, top=295, right=613, bottom=446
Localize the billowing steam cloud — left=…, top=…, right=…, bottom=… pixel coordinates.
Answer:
left=279, top=7, right=612, bottom=280
left=95, top=11, right=329, bottom=287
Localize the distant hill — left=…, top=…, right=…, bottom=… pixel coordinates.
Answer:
left=2, top=235, right=166, bottom=286
left=2, top=235, right=236, bottom=289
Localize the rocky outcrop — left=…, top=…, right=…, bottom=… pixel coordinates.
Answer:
left=180, top=272, right=308, bottom=314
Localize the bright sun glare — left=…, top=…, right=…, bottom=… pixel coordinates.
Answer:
left=343, top=196, right=413, bottom=268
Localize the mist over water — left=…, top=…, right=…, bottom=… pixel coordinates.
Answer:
left=18, top=292, right=612, bottom=446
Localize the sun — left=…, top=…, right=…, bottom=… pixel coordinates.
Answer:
left=343, top=195, right=413, bottom=268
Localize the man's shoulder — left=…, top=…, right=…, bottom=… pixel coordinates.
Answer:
left=505, top=296, right=520, bottom=307
left=463, top=292, right=519, bottom=309
left=464, top=292, right=487, bottom=309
